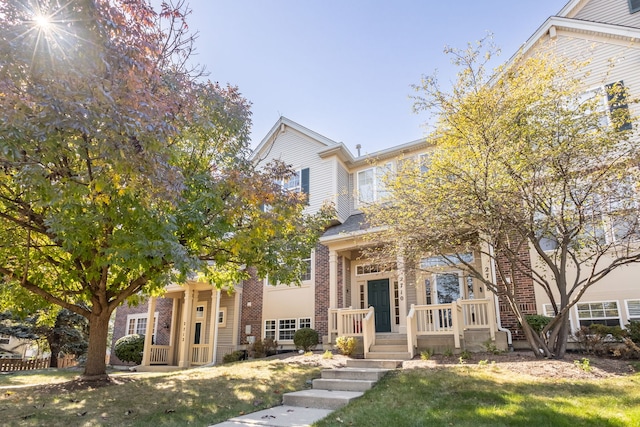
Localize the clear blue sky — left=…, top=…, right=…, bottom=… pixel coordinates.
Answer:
left=186, top=0, right=569, bottom=155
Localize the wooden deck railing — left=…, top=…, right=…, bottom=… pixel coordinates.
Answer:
left=328, top=307, right=371, bottom=340
left=407, top=298, right=496, bottom=352
left=191, top=344, right=210, bottom=365
left=362, top=307, right=375, bottom=358
left=150, top=345, right=171, bottom=365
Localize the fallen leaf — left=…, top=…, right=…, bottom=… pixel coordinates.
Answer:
left=77, top=411, right=87, bottom=417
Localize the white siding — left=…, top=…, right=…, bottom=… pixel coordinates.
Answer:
left=549, top=31, right=640, bottom=119
left=336, top=162, right=350, bottom=221
left=257, top=127, right=335, bottom=215
left=570, top=0, right=640, bottom=28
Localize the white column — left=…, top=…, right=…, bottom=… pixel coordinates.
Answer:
left=209, top=289, right=221, bottom=364
left=329, top=249, right=338, bottom=308
left=141, top=297, right=157, bottom=366
left=178, top=288, right=194, bottom=368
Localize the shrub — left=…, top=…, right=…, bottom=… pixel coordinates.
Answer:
left=114, top=334, right=145, bottom=364
left=574, top=358, right=591, bottom=372
left=483, top=340, right=503, bottom=355
left=420, top=349, right=433, bottom=360
left=223, top=351, right=245, bottom=364
left=322, top=350, right=334, bottom=359
left=626, top=320, right=640, bottom=344
left=335, top=336, right=357, bottom=356
left=460, top=350, right=472, bottom=360
left=443, top=348, right=453, bottom=357
left=525, top=315, right=553, bottom=334
left=249, top=338, right=278, bottom=358
left=574, top=324, right=627, bottom=356
left=293, top=328, right=319, bottom=352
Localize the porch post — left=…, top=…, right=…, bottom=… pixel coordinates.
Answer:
left=169, top=297, right=179, bottom=364
left=178, top=287, right=195, bottom=368
left=397, top=254, right=408, bottom=334
left=329, top=249, right=338, bottom=308
left=141, top=296, right=156, bottom=366
left=208, top=289, right=221, bottom=365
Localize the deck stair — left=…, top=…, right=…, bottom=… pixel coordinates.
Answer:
left=365, top=334, right=411, bottom=360
left=282, top=358, right=398, bottom=410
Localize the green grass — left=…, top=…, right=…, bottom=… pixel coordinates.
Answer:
left=0, top=360, right=321, bottom=426
left=314, top=366, right=640, bottom=427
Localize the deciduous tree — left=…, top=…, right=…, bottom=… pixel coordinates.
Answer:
left=0, top=0, right=331, bottom=379
left=364, top=40, right=638, bottom=358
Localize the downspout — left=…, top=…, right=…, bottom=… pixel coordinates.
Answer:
left=489, top=244, right=513, bottom=350
left=212, top=289, right=222, bottom=365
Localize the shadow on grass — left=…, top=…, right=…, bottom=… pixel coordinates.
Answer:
left=0, top=360, right=321, bottom=427
left=314, top=368, right=640, bottom=427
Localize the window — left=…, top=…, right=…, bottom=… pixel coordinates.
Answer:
left=421, top=253, right=473, bottom=268
left=127, top=313, right=158, bottom=336
left=278, top=168, right=310, bottom=198
left=576, top=301, right=621, bottom=327
left=419, top=153, right=431, bottom=173
left=0, top=334, right=10, bottom=345
left=578, top=82, right=631, bottom=132
left=264, top=320, right=276, bottom=340
left=299, top=318, right=312, bottom=329
left=393, top=281, right=400, bottom=325
left=355, top=263, right=396, bottom=276
left=629, top=0, right=640, bottom=15
left=195, top=305, right=205, bottom=319
left=626, top=300, right=640, bottom=321
left=357, top=163, right=393, bottom=204
left=359, top=283, right=366, bottom=309
left=278, top=319, right=296, bottom=340
left=300, top=257, right=312, bottom=282
left=218, top=307, right=227, bottom=328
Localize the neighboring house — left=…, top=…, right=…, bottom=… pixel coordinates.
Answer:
left=110, top=0, right=640, bottom=369
left=0, top=334, right=30, bottom=358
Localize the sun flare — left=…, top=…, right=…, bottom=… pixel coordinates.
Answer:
left=33, top=14, right=52, bottom=31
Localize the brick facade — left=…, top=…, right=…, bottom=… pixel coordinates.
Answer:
left=495, top=243, right=538, bottom=342
left=109, top=297, right=174, bottom=365
left=314, top=243, right=330, bottom=340
left=239, top=267, right=264, bottom=344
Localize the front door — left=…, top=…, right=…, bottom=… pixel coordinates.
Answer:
left=368, top=279, right=391, bottom=332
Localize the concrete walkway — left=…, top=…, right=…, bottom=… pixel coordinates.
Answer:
left=210, top=359, right=400, bottom=427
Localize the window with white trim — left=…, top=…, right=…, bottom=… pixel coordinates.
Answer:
left=357, top=163, right=393, bottom=204
left=419, top=153, right=431, bottom=174
left=576, top=301, right=621, bottom=327
left=299, top=318, right=312, bottom=329
left=126, top=313, right=158, bottom=336
left=625, top=299, right=640, bottom=321
left=279, top=319, right=296, bottom=340
left=264, top=320, right=276, bottom=340
left=631, top=0, right=640, bottom=14
left=300, top=257, right=312, bottom=282
left=218, top=307, right=227, bottom=328
left=355, top=263, right=396, bottom=276
left=195, top=305, right=205, bottom=319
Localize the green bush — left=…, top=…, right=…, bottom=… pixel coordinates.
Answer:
left=626, top=320, right=640, bottom=344
left=525, top=315, right=553, bottom=334
left=335, top=336, right=357, bottom=356
left=114, top=334, right=145, bottom=364
left=249, top=338, right=278, bottom=358
left=293, top=328, right=319, bottom=352
left=223, top=350, right=245, bottom=364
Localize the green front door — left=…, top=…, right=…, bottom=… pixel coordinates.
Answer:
left=368, top=279, right=391, bottom=332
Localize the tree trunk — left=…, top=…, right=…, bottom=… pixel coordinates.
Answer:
left=46, top=332, right=61, bottom=368
left=552, top=314, right=571, bottom=359
left=83, top=311, right=112, bottom=380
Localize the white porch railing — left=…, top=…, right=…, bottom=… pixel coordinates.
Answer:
left=150, top=345, right=171, bottom=365
left=362, top=307, right=375, bottom=358
left=406, top=298, right=496, bottom=353
left=191, top=344, right=210, bottom=365
left=328, top=307, right=371, bottom=338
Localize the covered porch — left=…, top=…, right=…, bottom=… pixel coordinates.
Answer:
left=137, top=281, right=242, bottom=371
left=329, top=298, right=504, bottom=359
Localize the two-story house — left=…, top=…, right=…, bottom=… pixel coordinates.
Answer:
left=110, top=0, right=640, bottom=369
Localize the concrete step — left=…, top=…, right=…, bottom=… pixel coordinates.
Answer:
left=283, top=389, right=364, bottom=410
left=374, top=338, right=408, bottom=346
left=370, top=344, right=407, bottom=352
left=321, top=367, right=388, bottom=381
left=346, top=359, right=403, bottom=369
left=313, top=378, right=376, bottom=392
left=365, top=351, right=412, bottom=360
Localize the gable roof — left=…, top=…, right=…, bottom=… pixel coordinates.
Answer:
left=250, top=116, right=340, bottom=162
